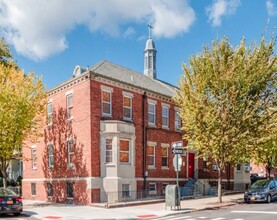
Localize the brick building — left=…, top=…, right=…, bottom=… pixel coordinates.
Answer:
left=22, top=34, right=235, bottom=205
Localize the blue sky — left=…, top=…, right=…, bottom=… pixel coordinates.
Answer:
left=0, top=0, right=276, bottom=89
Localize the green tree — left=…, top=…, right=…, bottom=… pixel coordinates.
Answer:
left=0, top=39, right=47, bottom=188
left=0, top=38, right=15, bottom=68
left=174, top=37, right=277, bottom=203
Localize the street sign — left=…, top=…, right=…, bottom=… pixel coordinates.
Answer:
left=172, top=148, right=183, bottom=154
left=173, top=154, right=182, bottom=172
left=172, top=141, right=183, bottom=154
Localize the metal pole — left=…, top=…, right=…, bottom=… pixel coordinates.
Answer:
left=176, top=155, right=180, bottom=209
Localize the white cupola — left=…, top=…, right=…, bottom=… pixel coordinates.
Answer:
left=144, top=24, right=157, bottom=79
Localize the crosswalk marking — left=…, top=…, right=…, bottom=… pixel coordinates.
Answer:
left=154, top=216, right=193, bottom=220
left=152, top=215, right=246, bottom=220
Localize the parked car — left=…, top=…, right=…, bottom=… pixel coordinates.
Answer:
left=244, top=179, right=277, bottom=203
left=0, top=188, right=23, bottom=216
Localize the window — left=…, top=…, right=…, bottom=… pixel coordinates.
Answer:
left=47, top=102, right=52, bottom=125
left=162, top=106, right=169, bottom=127
left=31, top=183, right=36, bottom=196
left=48, top=144, right=54, bottom=168
left=123, top=95, right=132, bottom=120
left=175, top=110, right=181, bottom=130
left=236, top=164, right=241, bottom=171
left=47, top=183, right=53, bottom=197
left=102, top=90, right=112, bottom=116
left=67, top=182, right=74, bottom=198
left=31, top=147, right=37, bottom=170
left=105, top=138, right=113, bottom=163
left=67, top=140, right=74, bottom=166
left=161, top=146, right=168, bottom=167
left=66, top=94, right=73, bottom=119
left=148, top=103, right=156, bottom=125
left=122, top=184, right=131, bottom=198
left=203, top=157, right=208, bottom=170
left=119, top=139, right=130, bottom=163
left=147, top=144, right=155, bottom=167
left=149, top=183, right=157, bottom=195
left=162, top=183, right=168, bottom=194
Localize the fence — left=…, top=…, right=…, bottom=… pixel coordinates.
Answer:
left=92, top=190, right=165, bottom=206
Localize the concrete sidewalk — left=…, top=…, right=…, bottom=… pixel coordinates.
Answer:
left=22, top=193, right=244, bottom=220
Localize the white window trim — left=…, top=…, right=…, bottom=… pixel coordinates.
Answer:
left=147, top=142, right=156, bottom=169
left=47, top=102, right=53, bottom=125
left=149, top=182, right=157, bottom=195
left=161, top=143, right=169, bottom=168
left=48, top=144, right=54, bottom=168
left=101, top=89, right=112, bottom=116
left=162, top=105, right=169, bottom=128
left=105, top=138, right=113, bottom=163
left=174, top=109, right=181, bottom=130
left=122, top=183, right=131, bottom=198
left=119, top=139, right=131, bottom=164
left=123, top=95, right=132, bottom=121
left=67, top=139, right=74, bottom=167
left=148, top=102, right=156, bottom=126
left=31, top=146, right=37, bottom=170
left=66, top=93, right=73, bottom=120
left=65, top=90, right=74, bottom=96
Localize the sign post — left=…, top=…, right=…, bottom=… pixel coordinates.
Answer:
left=172, top=141, right=183, bottom=209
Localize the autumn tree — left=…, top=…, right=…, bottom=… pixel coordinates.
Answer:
left=0, top=39, right=47, bottom=188
left=174, top=37, right=277, bottom=203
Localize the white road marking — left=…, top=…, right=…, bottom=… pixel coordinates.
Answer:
left=198, top=217, right=208, bottom=219
left=211, top=218, right=225, bottom=220
left=232, top=211, right=277, bottom=215
left=231, top=219, right=244, bottom=220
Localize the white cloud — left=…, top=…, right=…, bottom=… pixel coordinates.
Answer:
left=0, top=0, right=195, bottom=60
left=206, top=0, right=240, bottom=27
left=123, top=27, right=136, bottom=39
left=266, top=0, right=277, bottom=16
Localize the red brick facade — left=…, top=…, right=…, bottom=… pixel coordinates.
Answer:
left=22, top=62, right=235, bottom=204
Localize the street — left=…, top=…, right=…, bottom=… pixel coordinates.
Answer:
left=153, top=201, right=277, bottom=220
left=0, top=213, right=36, bottom=220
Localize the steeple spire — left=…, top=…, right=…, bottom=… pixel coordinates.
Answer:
left=144, top=23, right=157, bottom=79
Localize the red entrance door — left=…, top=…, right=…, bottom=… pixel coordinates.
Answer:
left=188, top=153, right=195, bottom=178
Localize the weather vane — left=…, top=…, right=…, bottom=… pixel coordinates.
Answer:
left=148, top=23, right=153, bottom=39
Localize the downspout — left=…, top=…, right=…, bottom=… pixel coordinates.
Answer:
left=142, top=92, right=147, bottom=191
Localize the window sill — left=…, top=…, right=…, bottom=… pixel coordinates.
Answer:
left=105, top=163, right=116, bottom=167
left=162, top=126, right=169, bottom=130
left=123, top=118, right=133, bottom=122
left=162, top=167, right=169, bottom=170
left=119, top=163, right=131, bottom=166
left=102, top=113, right=112, bottom=118
left=67, top=164, right=75, bottom=169
left=148, top=166, right=156, bottom=170
left=66, top=117, right=74, bottom=122
left=148, top=123, right=156, bottom=127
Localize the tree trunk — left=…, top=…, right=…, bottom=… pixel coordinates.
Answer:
left=218, top=168, right=222, bottom=203
left=1, top=169, right=8, bottom=188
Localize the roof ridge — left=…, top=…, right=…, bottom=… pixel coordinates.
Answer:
left=89, top=60, right=106, bottom=72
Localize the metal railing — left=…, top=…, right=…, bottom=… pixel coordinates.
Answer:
left=92, top=190, right=165, bottom=206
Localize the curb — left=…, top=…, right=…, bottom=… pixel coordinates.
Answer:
left=140, top=201, right=238, bottom=219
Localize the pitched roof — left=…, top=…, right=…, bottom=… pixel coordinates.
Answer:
left=89, top=60, right=178, bottom=97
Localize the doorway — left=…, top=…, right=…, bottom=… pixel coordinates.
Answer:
left=188, top=153, right=195, bottom=178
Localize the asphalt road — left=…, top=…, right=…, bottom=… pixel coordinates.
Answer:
left=153, top=200, right=277, bottom=220
left=0, top=213, right=37, bottom=220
